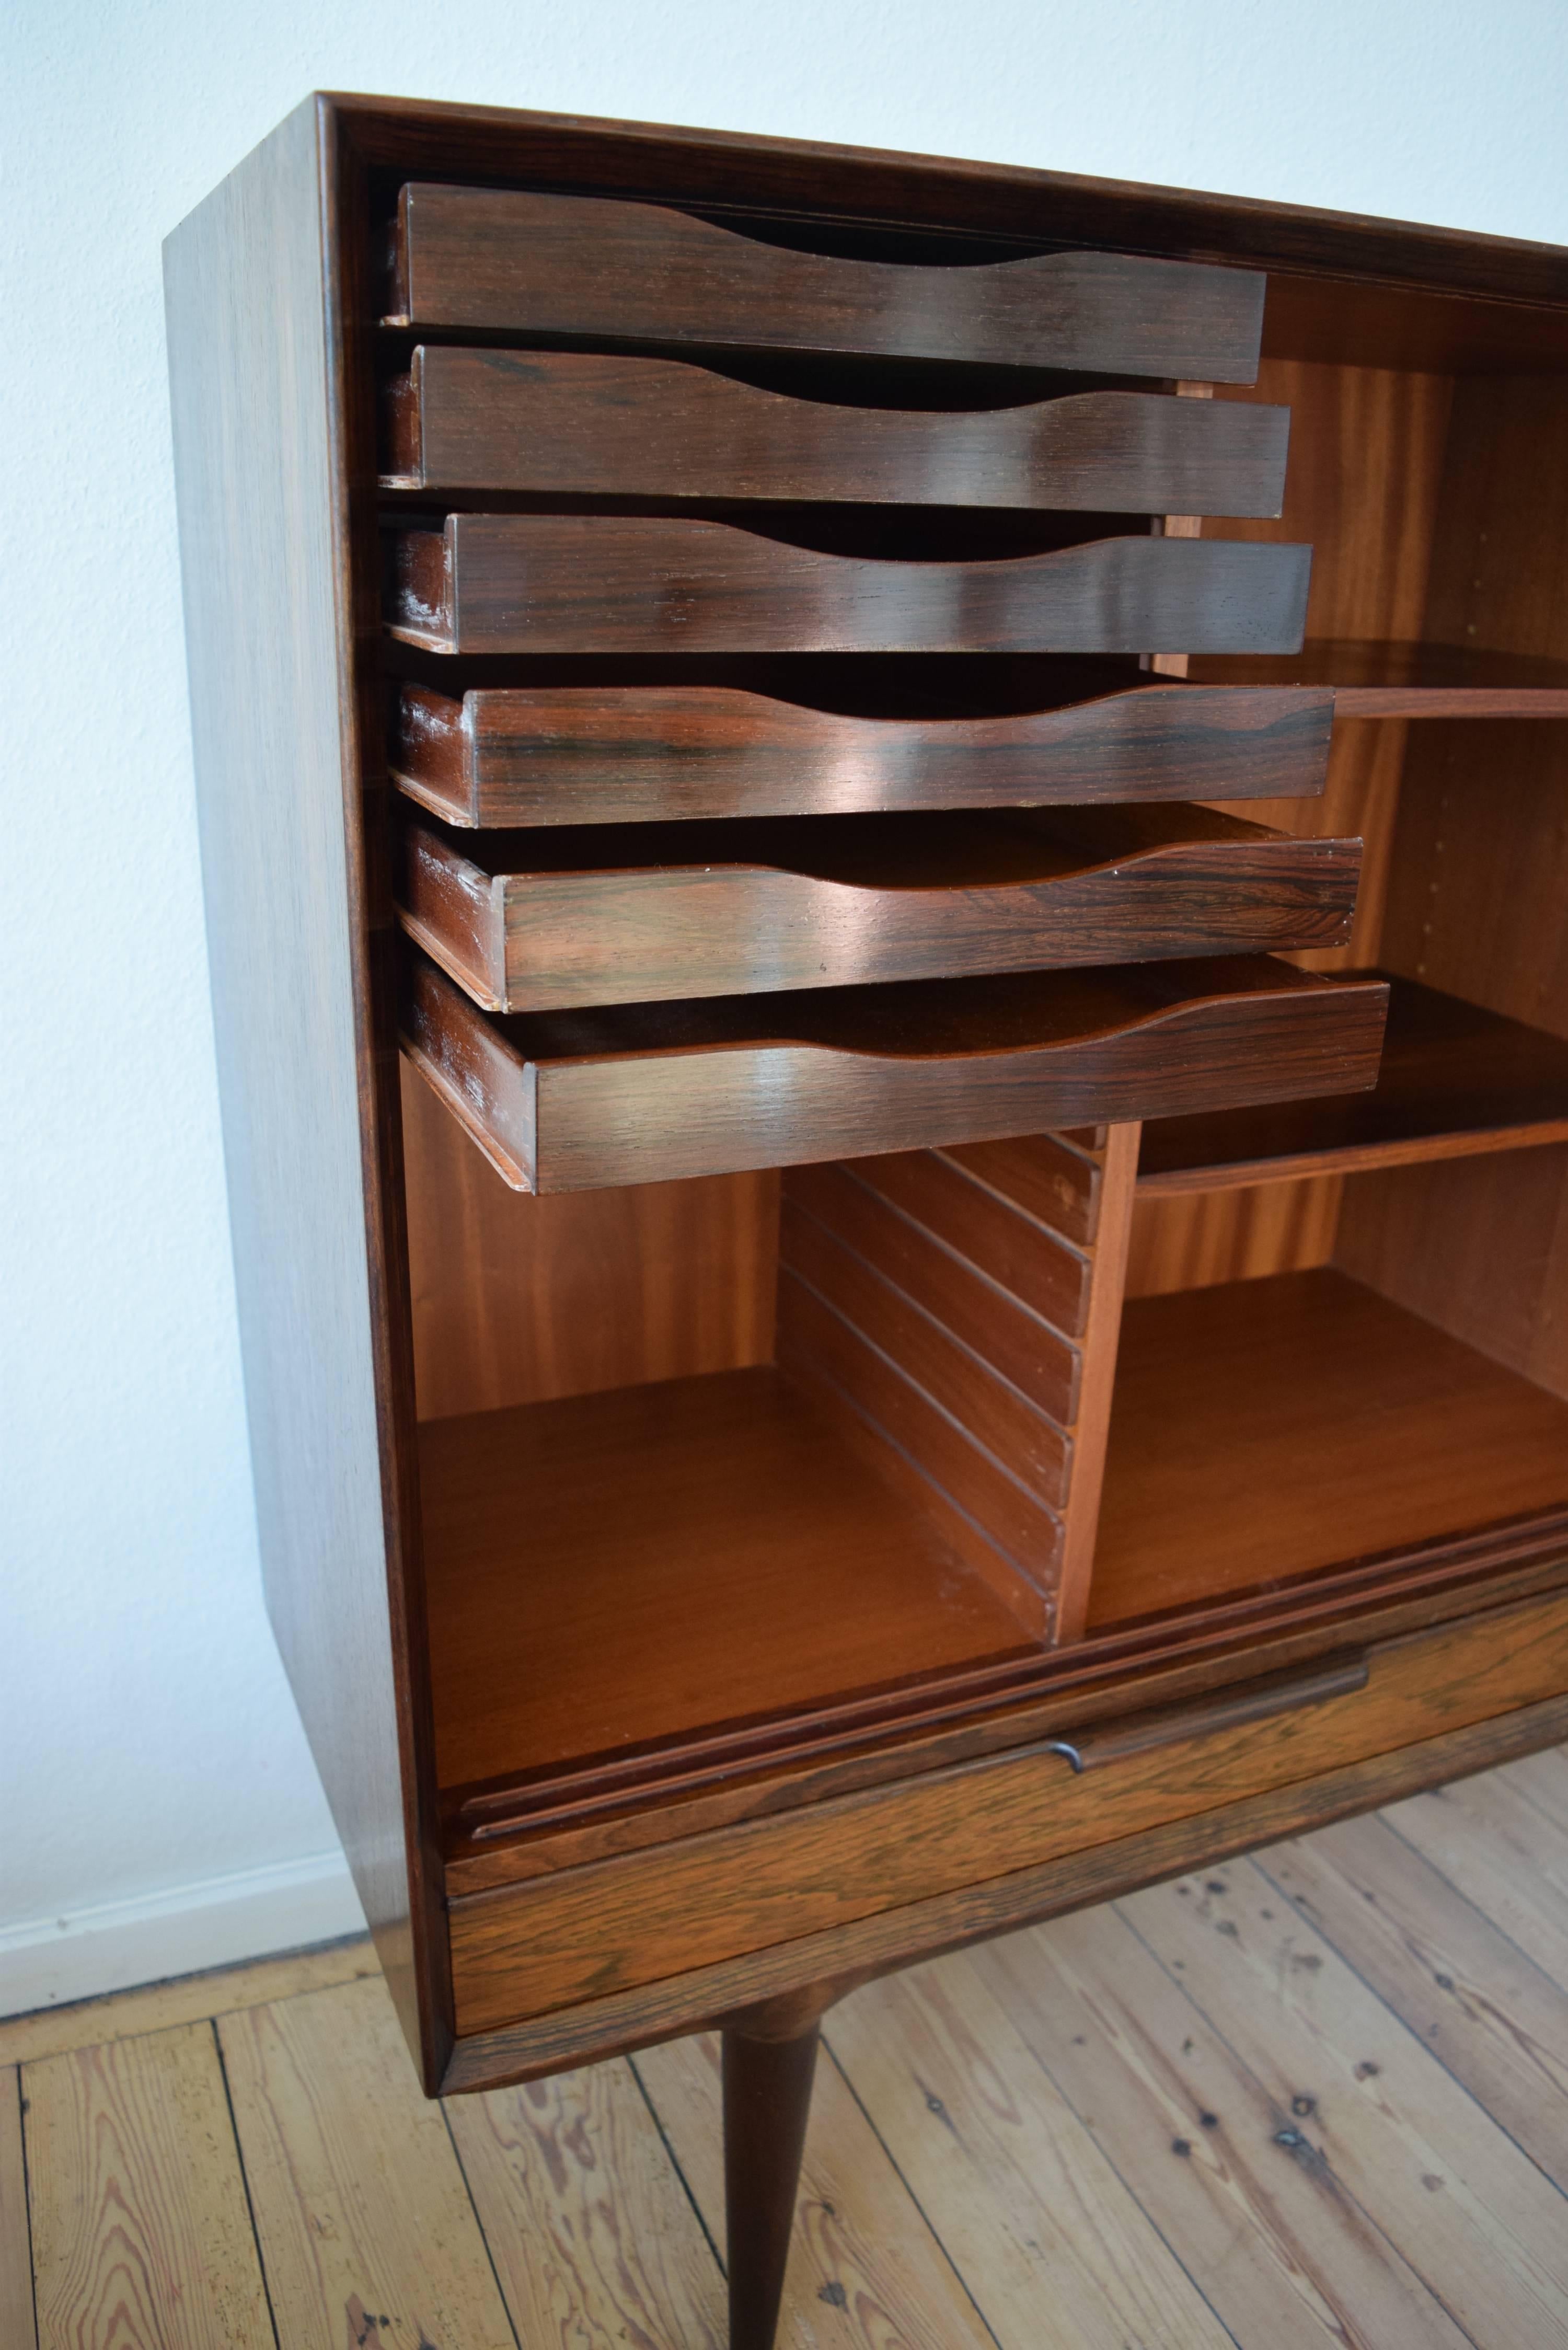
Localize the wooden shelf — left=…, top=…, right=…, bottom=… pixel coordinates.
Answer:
left=1137, top=975, right=1568, bottom=1192
left=1186, top=639, right=1568, bottom=713
left=421, top=1365, right=1038, bottom=1808
left=1091, top=1268, right=1568, bottom=1631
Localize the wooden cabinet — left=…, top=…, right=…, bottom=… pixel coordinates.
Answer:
left=166, top=95, right=1568, bottom=2350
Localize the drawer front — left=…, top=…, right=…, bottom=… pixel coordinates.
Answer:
left=447, top=1586, right=1568, bottom=2036
left=386, top=348, right=1290, bottom=516
left=384, top=183, right=1266, bottom=382
left=390, top=681, right=1335, bottom=830
left=400, top=953, right=1388, bottom=1192
left=388, top=518, right=1312, bottom=656
left=398, top=805, right=1361, bottom=1013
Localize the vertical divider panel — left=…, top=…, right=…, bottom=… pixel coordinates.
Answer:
left=775, top=1125, right=1139, bottom=1644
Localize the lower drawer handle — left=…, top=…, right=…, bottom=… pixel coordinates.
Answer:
left=1043, top=1652, right=1369, bottom=1774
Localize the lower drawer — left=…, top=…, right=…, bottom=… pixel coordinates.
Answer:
left=447, top=1584, right=1568, bottom=2037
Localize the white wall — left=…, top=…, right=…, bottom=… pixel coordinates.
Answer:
left=5, top=0, right=1567, bottom=2013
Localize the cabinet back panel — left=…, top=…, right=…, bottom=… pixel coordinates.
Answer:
left=1125, top=1172, right=1343, bottom=1299
left=401, top=1060, right=778, bottom=1419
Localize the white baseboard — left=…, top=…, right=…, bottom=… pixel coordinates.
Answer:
left=0, top=1851, right=367, bottom=2018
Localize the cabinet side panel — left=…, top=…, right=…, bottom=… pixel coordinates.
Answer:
left=164, top=105, right=440, bottom=2079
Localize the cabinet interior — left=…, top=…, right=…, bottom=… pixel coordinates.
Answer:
left=394, top=264, right=1568, bottom=1846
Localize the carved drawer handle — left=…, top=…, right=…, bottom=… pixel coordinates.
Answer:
left=1040, top=1652, right=1369, bottom=1773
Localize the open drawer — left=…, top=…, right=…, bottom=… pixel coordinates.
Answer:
left=386, top=516, right=1312, bottom=656
left=383, top=346, right=1290, bottom=514
left=381, top=182, right=1267, bottom=380
left=400, top=952, right=1389, bottom=1190
left=389, top=676, right=1335, bottom=827
left=397, top=803, right=1361, bottom=1011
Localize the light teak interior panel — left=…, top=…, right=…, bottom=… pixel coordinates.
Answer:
left=400, top=1059, right=778, bottom=1421
left=1131, top=356, right=1454, bottom=1299
left=422, top=1366, right=1037, bottom=1798
left=1092, top=1269, right=1568, bottom=1629
left=1336, top=377, right=1568, bottom=1399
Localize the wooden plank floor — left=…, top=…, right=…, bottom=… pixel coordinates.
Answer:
left=7, top=1747, right=1568, bottom=2349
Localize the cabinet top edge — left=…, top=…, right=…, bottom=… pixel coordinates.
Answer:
left=305, top=88, right=1568, bottom=314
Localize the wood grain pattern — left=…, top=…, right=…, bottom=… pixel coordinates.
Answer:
left=401, top=953, right=1390, bottom=1193
left=1121, top=1861, right=1568, bottom=2344
left=390, top=676, right=1334, bottom=827
left=329, top=100, right=1568, bottom=343
left=974, top=1909, right=1472, bottom=2350
left=776, top=1253, right=1063, bottom=1629
left=400, top=1056, right=777, bottom=1421
left=1093, top=1269, right=1568, bottom=1629
left=1335, top=1146, right=1568, bottom=1405
left=1261, top=1816, right=1568, bottom=2190
left=384, top=180, right=1268, bottom=379
left=780, top=1130, right=1139, bottom=1646
left=388, top=516, right=1313, bottom=654
left=635, top=2030, right=998, bottom=2350
left=217, top=1976, right=514, bottom=2349
left=825, top=1144, right=1093, bottom=1337
left=1382, top=1760, right=1568, bottom=1994
left=1137, top=973, right=1568, bottom=1191
left=940, top=1127, right=1102, bottom=1243
left=1126, top=1172, right=1344, bottom=1299
left=399, top=802, right=1361, bottom=1011
left=445, top=2059, right=726, bottom=2347
left=0, top=2066, right=36, bottom=2350
left=1338, top=380, right=1568, bottom=1410
left=165, top=100, right=444, bottom=2086
left=423, top=1365, right=1035, bottom=1798
left=445, top=1591, right=1568, bottom=2035
left=1196, top=358, right=1454, bottom=645
left=781, top=1155, right=1080, bottom=1422
left=827, top=1963, right=1231, bottom=2349
left=25, top=2024, right=272, bottom=2349
left=778, top=1193, right=1071, bottom=1505
left=442, top=1684, right=1568, bottom=2091
left=386, top=345, right=1290, bottom=511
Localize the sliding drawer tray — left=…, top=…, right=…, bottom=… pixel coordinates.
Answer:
left=383, top=184, right=1266, bottom=381
left=400, top=805, right=1362, bottom=1011
left=393, top=676, right=1335, bottom=826
left=384, top=348, right=1289, bottom=514
left=400, top=951, right=1389, bottom=1191
left=388, top=517, right=1311, bottom=655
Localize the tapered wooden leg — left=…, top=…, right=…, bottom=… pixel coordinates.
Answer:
left=722, top=2019, right=821, bottom=2350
